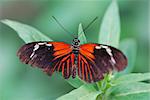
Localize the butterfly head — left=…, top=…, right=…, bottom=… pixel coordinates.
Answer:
left=72, top=38, right=80, bottom=48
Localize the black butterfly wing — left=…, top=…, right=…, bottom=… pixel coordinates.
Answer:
left=17, top=42, right=75, bottom=78
left=78, top=43, right=127, bottom=83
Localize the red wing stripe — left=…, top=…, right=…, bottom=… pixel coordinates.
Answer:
left=57, top=60, right=63, bottom=71
left=81, top=60, right=85, bottom=80
left=80, top=53, right=95, bottom=65
left=53, top=49, right=72, bottom=61
left=71, top=54, right=75, bottom=67
left=80, top=55, right=87, bottom=80
left=80, top=44, right=96, bottom=53
left=52, top=42, right=71, bottom=51
left=80, top=55, right=88, bottom=65
left=53, top=49, right=72, bottom=57
left=62, top=55, right=70, bottom=62
left=85, top=56, right=95, bottom=65
left=80, top=55, right=94, bottom=82
left=89, top=65, right=97, bottom=79
left=78, top=54, right=81, bottom=77
left=52, top=61, right=60, bottom=73
left=80, top=49, right=94, bottom=59
left=86, top=63, right=93, bottom=82
left=54, top=47, right=70, bottom=51
left=67, top=59, right=70, bottom=77
left=52, top=52, right=69, bottom=61
left=57, top=55, right=70, bottom=71
left=84, top=64, right=89, bottom=82
left=62, top=63, right=65, bottom=77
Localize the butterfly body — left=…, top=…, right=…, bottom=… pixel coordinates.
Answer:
left=17, top=37, right=127, bottom=83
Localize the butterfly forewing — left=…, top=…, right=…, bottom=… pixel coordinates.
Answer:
left=17, top=42, right=74, bottom=78
left=17, top=41, right=127, bottom=83
left=78, top=43, right=127, bottom=83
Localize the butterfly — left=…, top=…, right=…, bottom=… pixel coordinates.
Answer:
left=17, top=37, right=127, bottom=83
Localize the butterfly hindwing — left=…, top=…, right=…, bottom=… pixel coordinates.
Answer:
left=17, top=41, right=127, bottom=83
left=78, top=43, right=127, bottom=83
left=17, top=41, right=74, bottom=78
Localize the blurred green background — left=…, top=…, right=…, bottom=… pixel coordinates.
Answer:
left=0, top=0, right=149, bottom=100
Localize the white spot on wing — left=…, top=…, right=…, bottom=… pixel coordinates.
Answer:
left=101, top=45, right=108, bottom=49
left=95, top=46, right=101, bottom=49
left=101, top=45, right=116, bottom=64
left=106, top=48, right=112, bottom=56
left=111, top=57, right=116, bottom=64
left=38, top=42, right=46, bottom=45
left=33, top=44, right=39, bottom=51
left=38, top=42, right=52, bottom=46
left=30, top=52, right=35, bottom=58
left=30, top=42, right=52, bottom=58
left=30, top=44, right=39, bottom=58
left=46, top=43, right=52, bottom=46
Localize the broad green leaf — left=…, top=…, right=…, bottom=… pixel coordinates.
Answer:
left=99, top=0, right=120, bottom=47
left=78, top=91, right=100, bottom=100
left=56, top=84, right=100, bottom=100
left=1, top=19, right=52, bottom=43
left=119, top=39, right=137, bottom=74
left=113, top=73, right=150, bottom=85
left=111, top=92, right=150, bottom=100
left=78, top=23, right=87, bottom=44
left=66, top=76, right=84, bottom=88
left=109, top=82, right=150, bottom=100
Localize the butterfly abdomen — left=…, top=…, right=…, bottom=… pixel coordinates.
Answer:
left=71, top=49, right=79, bottom=78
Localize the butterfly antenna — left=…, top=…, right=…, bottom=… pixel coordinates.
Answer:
left=83, top=16, right=98, bottom=32
left=52, top=16, right=75, bottom=38
left=78, top=17, right=98, bottom=38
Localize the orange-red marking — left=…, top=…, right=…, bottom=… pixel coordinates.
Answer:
left=62, top=63, right=65, bottom=77
left=80, top=44, right=96, bottom=53
left=84, top=64, right=89, bottom=81
left=78, top=54, right=81, bottom=77
left=67, top=59, right=70, bottom=77
left=53, top=49, right=72, bottom=57
left=50, top=42, right=71, bottom=51
left=80, top=49, right=95, bottom=59
left=81, top=60, right=85, bottom=80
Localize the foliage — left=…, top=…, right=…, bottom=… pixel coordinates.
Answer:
left=98, top=0, right=120, bottom=48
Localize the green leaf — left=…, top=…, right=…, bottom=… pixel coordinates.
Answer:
left=78, top=23, right=87, bottom=44
left=66, top=76, right=84, bottom=88
left=98, top=0, right=120, bottom=47
left=78, top=92, right=100, bottom=100
left=56, top=84, right=100, bottom=100
left=109, top=82, right=150, bottom=100
left=1, top=19, right=52, bottom=43
left=113, top=73, right=150, bottom=85
left=111, top=92, right=150, bottom=100
left=119, top=39, right=137, bottom=74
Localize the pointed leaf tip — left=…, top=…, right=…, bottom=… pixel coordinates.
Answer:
left=99, top=0, right=120, bottom=48
left=78, top=23, right=87, bottom=44
left=1, top=19, right=52, bottom=43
